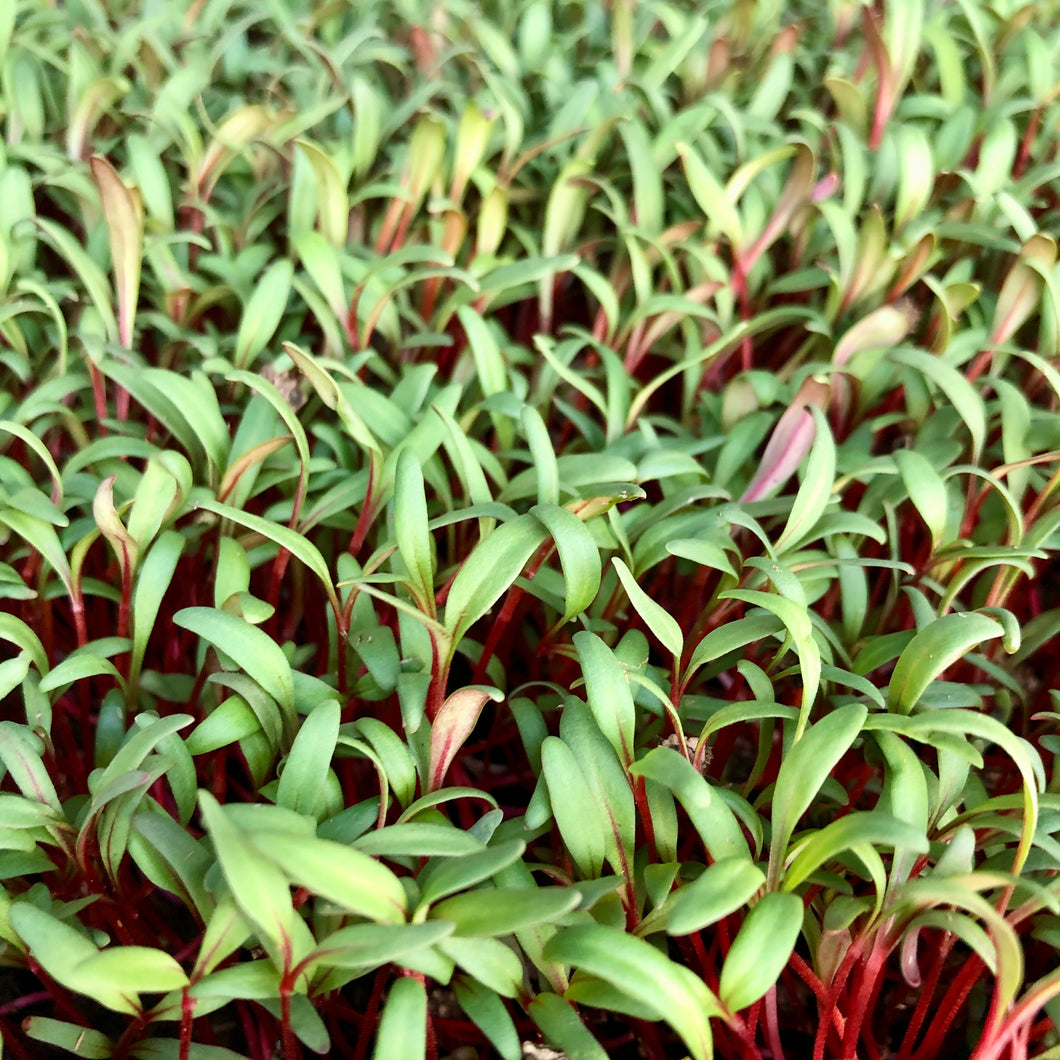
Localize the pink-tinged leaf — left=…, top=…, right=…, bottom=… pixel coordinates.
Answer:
left=90, top=155, right=143, bottom=348
left=67, top=77, right=129, bottom=161
left=0, top=722, right=62, bottom=812
left=93, top=475, right=139, bottom=579
left=833, top=305, right=914, bottom=367
left=740, top=377, right=830, bottom=503
left=991, top=234, right=1057, bottom=346
left=740, top=142, right=816, bottom=273
left=428, top=686, right=504, bottom=792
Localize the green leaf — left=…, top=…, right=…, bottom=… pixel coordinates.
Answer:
left=678, top=141, right=741, bottom=246
left=0, top=614, right=49, bottom=677
left=197, top=793, right=295, bottom=961
left=559, top=702, right=636, bottom=880
left=302, top=921, right=453, bottom=976
left=718, top=892, right=803, bottom=1012
left=126, top=454, right=186, bottom=552
left=528, top=993, right=609, bottom=1060
left=892, top=709, right=1043, bottom=874
left=767, top=704, right=867, bottom=889
left=276, top=699, right=340, bottom=820
left=92, top=714, right=193, bottom=807
left=453, top=976, right=521, bottom=1060
left=667, top=858, right=766, bottom=936
left=611, top=557, right=682, bottom=658
left=174, top=607, right=294, bottom=717
left=417, top=839, right=527, bottom=907
left=252, top=828, right=408, bottom=923
left=186, top=696, right=260, bottom=755
left=0, top=420, right=64, bottom=509
left=891, top=348, right=986, bottom=460
left=442, top=936, right=523, bottom=999
left=684, top=612, right=785, bottom=682
left=24, top=1017, right=113, bottom=1058
left=132, top=1041, right=248, bottom=1060
left=8, top=903, right=134, bottom=1015
left=775, top=406, right=835, bottom=553
left=394, top=449, right=435, bottom=612
left=544, top=924, right=719, bottom=1060
left=39, top=652, right=124, bottom=695
left=234, top=259, right=294, bottom=369
left=719, top=588, right=820, bottom=732
left=352, top=823, right=484, bottom=858
left=129, top=531, right=184, bottom=692
left=531, top=504, right=601, bottom=622
left=128, top=807, right=213, bottom=918
left=573, top=631, right=635, bottom=765
left=893, top=449, right=949, bottom=552
left=0, top=653, right=30, bottom=701
left=887, top=611, right=1008, bottom=715
left=190, top=896, right=254, bottom=979
left=541, top=736, right=607, bottom=879
left=782, top=811, right=929, bottom=892
left=373, top=976, right=426, bottom=1060
left=630, top=747, right=748, bottom=862
left=195, top=497, right=338, bottom=615
left=75, top=945, right=188, bottom=996
left=443, top=514, right=547, bottom=642
left=428, top=887, right=581, bottom=936
left=457, top=306, right=507, bottom=399
left=296, top=139, right=349, bottom=247
left=0, top=722, right=62, bottom=811
left=0, top=509, right=73, bottom=596
left=348, top=717, right=417, bottom=809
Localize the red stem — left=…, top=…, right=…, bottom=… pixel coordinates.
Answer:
left=279, top=982, right=300, bottom=1060
left=763, top=983, right=785, bottom=1060
left=897, top=933, right=956, bottom=1060
left=179, top=987, right=196, bottom=1060
left=912, top=954, right=984, bottom=1060
left=842, top=934, right=890, bottom=1055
